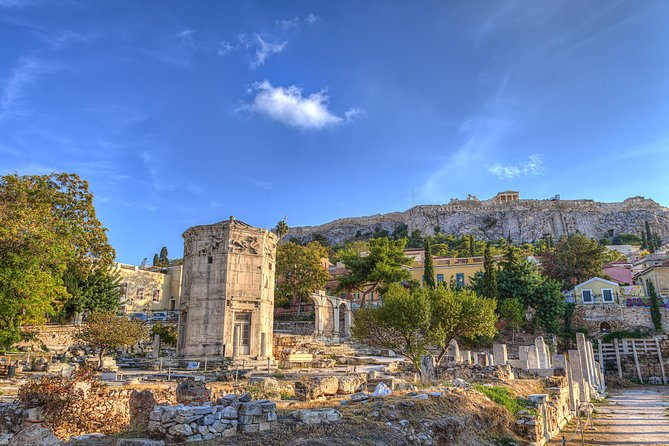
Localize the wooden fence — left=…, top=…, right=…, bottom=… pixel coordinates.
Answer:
left=597, top=337, right=667, bottom=384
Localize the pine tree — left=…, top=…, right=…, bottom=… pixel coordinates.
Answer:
left=152, top=253, right=160, bottom=266
left=481, top=244, right=499, bottom=299
left=159, top=246, right=169, bottom=266
left=423, top=239, right=436, bottom=289
left=648, top=281, right=663, bottom=331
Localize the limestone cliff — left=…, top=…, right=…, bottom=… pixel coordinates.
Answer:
left=287, top=196, right=669, bottom=245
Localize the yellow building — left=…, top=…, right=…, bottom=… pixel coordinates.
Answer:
left=407, top=255, right=488, bottom=287
left=634, top=260, right=669, bottom=297
left=112, top=262, right=182, bottom=315
left=572, top=277, right=621, bottom=305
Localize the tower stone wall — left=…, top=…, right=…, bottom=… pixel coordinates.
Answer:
left=177, top=217, right=276, bottom=358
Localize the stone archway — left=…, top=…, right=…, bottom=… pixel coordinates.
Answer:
left=309, top=291, right=353, bottom=340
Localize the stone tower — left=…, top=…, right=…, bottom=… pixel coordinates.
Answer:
left=176, top=217, right=277, bottom=358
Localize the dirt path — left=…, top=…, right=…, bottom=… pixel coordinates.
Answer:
left=551, top=387, right=669, bottom=446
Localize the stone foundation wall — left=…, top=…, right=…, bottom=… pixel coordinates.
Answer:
left=148, top=395, right=276, bottom=442
left=573, top=305, right=669, bottom=335
left=18, top=325, right=78, bottom=352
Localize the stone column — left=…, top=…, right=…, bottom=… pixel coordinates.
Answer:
left=576, top=333, right=595, bottom=392
left=233, top=325, right=240, bottom=358
left=260, top=332, right=267, bottom=358
left=152, top=334, right=160, bottom=359
left=462, top=350, right=472, bottom=365
left=493, top=344, right=508, bottom=365
left=333, top=303, right=340, bottom=338
left=569, top=349, right=589, bottom=404
left=448, top=339, right=461, bottom=363
left=487, top=353, right=495, bottom=366
left=344, top=307, right=352, bottom=338
left=528, top=346, right=539, bottom=369
left=535, top=337, right=550, bottom=369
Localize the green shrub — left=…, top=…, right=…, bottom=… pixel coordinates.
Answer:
left=602, top=329, right=651, bottom=343
left=473, top=384, right=530, bottom=415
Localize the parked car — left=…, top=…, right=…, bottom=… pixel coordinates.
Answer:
left=128, top=312, right=148, bottom=322
left=150, top=312, right=168, bottom=322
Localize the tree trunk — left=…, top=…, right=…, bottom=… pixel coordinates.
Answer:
left=98, top=348, right=106, bottom=370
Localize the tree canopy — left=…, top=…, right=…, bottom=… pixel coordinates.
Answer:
left=275, top=241, right=330, bottom=310
left=0, top=173, right=115, bottom=347
left=337, top=237, right=411, bottom=306
left=352, top=284, right=497, bottom=376
left=542, top=234, right=607, bottom=288
left=75, top=312, right=146, bottom=368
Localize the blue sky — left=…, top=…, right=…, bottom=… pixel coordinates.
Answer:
left=2, top=1, right=669, bottom=264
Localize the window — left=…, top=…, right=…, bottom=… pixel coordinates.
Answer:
left=581, top=289, right=593, bottom=304
left=602, top=288, right=614, bottom=303
left=207, top=256, right=213, bottom=264
left=120, top=283, right=128, bottom=297
left=136, top=287, right=144, bottom=300
left=437, top=274, right=444, bottom=283
left=152, top=289, right=161, bottom=302
left=456, top=273, right=465, bottom=287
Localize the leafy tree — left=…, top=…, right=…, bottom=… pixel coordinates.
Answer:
left=647, top=281, right=663, bottom=331
left=498, top=298, right=524, bottom=343
left=532, top=279, right=565, bottom=334
left=430, top=286, right=498, bottom=364
left=151, top=323, right=177, bottom=347
left=423, top=239, right=436, bottom=289
left=152, top=254, right=160, bottom=266
left=337, top=237, right=411, bottom=307
left=480, top=244, right=499, bottom=299
left=372, top=226, right=389, bottom=239
left=392, top=223, right=409, bottom=240
left=75, top=312, right=146, bottom=369
left=61, top=268, right=121, bottom=320
left=352, top=283, right=433, bottom=378
left=275, top=220, right=289, bottom=241
left=612, top=233, right=642, bottom=245
left=310, top=233, right=330, bottom=246
left=0, top=173, right=114, bottom=347
left=406, top=229, right=424, bottom=248
left=276, top=242, right=330, bottom=313
left=542, top=235, right=607, bottom=288
left=159, top=246, right=169, bottom=266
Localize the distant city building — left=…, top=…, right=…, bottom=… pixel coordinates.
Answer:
left=113, top=262, right=182, bottom=315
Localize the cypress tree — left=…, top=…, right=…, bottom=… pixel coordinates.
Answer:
left=423, top=239, right=436, bottom=289
left=152, top=253, right=160, bottom=266
left=481, top=244, right=499, bottom=299
left=159, top=246, right=169, bottom=266
left=641, top=231, right=648, bottom=250
left=648, top=281, right=663, bottom=331
left=645, top=220, right=655, bottom=253
left=469, top=235, right=475, bottom=257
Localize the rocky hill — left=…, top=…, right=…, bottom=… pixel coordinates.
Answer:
left=287, top=195, right=669, bottom=246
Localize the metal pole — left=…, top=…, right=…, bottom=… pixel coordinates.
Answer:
left=204, top=356, right=208, bottom=372
left=267, top=357, right=270, bottom=374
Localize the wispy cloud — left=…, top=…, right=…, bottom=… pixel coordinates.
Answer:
left=253, top=179, right=273, bottom=190
left=0, top=57, right=58, bottom=119
left=276, top=17, right=299, bottom=30
left=0, top=0, right=35, bottom=7
left=176, top=29, right=195, bottom=47
left=219, top=34, right=286, bottom=68
left=242, top=80, right=359, bottom=130
left=487, top=154, right=545, bottom=179
left=305, top=13, right=321, bottom=25
left=252, top=35, right=286, bottom=68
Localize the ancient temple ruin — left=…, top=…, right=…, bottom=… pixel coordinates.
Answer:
left=176, top=217, right=277, bottom=358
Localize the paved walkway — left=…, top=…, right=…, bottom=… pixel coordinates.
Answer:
left=551, top=387, right=669, bottom=446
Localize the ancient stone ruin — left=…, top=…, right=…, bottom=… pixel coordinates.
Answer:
left=177, top=217, right=277, bottom=359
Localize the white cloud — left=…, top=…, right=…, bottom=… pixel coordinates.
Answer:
left=305, top=13, right=321, bottom=25
left=487, top=154, right=545, bottom=179
left=243, top=80, right=358, bottom=130
left=251, top=35, right=286, bottom=68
